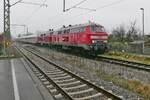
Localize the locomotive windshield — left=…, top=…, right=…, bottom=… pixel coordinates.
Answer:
left=91, top=25, right=105, bottom=32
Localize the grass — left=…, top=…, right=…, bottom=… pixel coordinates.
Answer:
left=39, top=47, right=150, bottom=99
left=65, top=55, right=150, bottom=99
left=99, top=51, right=150, bottom=99
left=0, top=47, right=22, bottom=60
left=101, top=51, right=150, bottom=65
left=58, top=52, right=150, bottom=99
left=95, top=70, right=150, bottom=100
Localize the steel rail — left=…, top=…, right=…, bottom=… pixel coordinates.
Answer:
left=16, top=47, right=73, bottom=100
left=21, top=44, right=150, bottom=72
left=18, top=43, right=150, bottom=72
left=21, top=47, right=122, bottom=100
left=98, top=56, right=150, bottom=72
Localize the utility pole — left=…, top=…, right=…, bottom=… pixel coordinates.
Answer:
left=3, top=0, right=11, bottom=55
left=11, top=24, right=27, bottom=35
left=63, top=0, right=96, bottom=12
left=3, top=0, right=47, bottom=55
left=140, top=8, right=144, bottom=54
left=63, top=0, right=65, bottom=12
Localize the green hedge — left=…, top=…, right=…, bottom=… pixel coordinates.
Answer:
left=0, top=46, right=2, bottom=55
left=108, top=42, right=129, bottom=52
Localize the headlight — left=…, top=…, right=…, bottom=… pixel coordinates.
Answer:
left=92, top=40, right=96, bottom=43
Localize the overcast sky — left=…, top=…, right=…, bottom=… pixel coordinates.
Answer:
left=0, top=0, right=150, bottom=37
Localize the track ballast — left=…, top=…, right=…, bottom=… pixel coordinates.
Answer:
left=98, top=56, right=150, bottom=72
left=16, top=46, right=122, bottom=100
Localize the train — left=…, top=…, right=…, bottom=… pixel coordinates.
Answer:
left=17, top=22, right=108, bottom=56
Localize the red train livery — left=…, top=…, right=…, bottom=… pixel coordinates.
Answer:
left=18, top=22, right=108, bottom=55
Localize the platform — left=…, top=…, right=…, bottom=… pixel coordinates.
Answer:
left=0, top=58, right=54, bottom=100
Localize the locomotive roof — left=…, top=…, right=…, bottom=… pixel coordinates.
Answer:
left=57, top=22, right=103, bottom=31
left=41, top=22, right=104, bottom=35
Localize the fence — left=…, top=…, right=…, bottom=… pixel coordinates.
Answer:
left=109, top=42, right=150, bottom=55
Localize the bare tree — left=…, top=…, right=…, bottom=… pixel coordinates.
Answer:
left=110, top=24, right=126, bottom=42
left=110, top=20, right=141, bottom=42
left=126, top=20, right=141, bottom=42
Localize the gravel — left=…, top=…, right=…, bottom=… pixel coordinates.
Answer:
left=25, top=45, right=146, bottom=100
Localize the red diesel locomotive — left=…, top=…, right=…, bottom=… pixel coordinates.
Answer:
left=19, top=22, right=108, bottom=55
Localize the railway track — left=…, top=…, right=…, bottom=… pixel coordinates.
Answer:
left=21, top=44, right=150, bottom=72
left=98, top=56, right=150, bottom=72
left=16, top=46, right=122, bottom=100
left=20, top=44, right=150, bottom=73
left=21, top=44, right=150, bottom=73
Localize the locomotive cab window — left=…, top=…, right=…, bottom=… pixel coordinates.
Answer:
left=91, top=25, right=105, bottom=32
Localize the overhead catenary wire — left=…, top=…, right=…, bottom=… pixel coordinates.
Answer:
left=65, top=0, right=88, bottom=11
left=10, top=0, right=23, bottom=7
left=11, top=0, right=47, bottom=35
left=96, top=0, right=126, bottom=10
left=50, top=0, right=128, bottom=26
left=73, top=7, right=96, bottom=11
left=46, top=0, right=90, bottom=25
left=17, top=0, right=128, bottom=32
left=48, top=0, right=92, bottom=22
left=22, top=0, right=47, bottom=24
left=19, top=1, right=48, bottom=7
